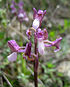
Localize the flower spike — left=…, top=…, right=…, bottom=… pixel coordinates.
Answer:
left=10, top=0, right=29, bottom=23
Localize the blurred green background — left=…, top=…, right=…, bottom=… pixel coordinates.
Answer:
left=0, top=0, right=70, bottom=87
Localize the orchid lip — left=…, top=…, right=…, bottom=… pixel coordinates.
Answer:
left=7, top=52, right=17, bottom=62
left=32, top=19, right=40, bottom=29
left=18, top=13, right=24, bottom=18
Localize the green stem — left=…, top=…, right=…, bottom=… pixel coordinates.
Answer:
left=21, top=55, right=26, bottom=73
left=20, top=22, right=23, bottom=46
left=20, top=22, right=22, bottom=33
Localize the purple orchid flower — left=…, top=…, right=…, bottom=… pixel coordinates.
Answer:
left=37, top=28, right=48, bottom=39
left=10, top=0, right=17, bottom=14
left=44, top=37, right=62, bottom=52
left=32, top=8, right=46, bottom=29
left=37, top=28, right=48, bottom=54
left=23, top=42, right=32, bottom=59
left=52, top=37, right=62, bottom=52
left=10, top=0, right=29, bottom=23
left=17, top=9, right=29, bottom=23
left=26, top=29, right=32, bottom=39
left=36, top=28, right=62, bottom=54
left=7, top=40, right=25, bottom=62
left=18, top=0, right=24, bottom=9
left=8, top=40, right=33, bottom=62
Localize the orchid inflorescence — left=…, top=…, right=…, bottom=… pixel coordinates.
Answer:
left=10, top=0, right=29, bottom=23
left=8, top=1, right=62, bottom=87
left=8, top=6, right=62, bottom=62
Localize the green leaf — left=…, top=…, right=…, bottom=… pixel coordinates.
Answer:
left=57, top=72, right=63, bottom=77
left=1, top=19, right=7, bottom=28
left=0, top=32, right=5, bottom=39
left=46, top=62, right=56, bottom=68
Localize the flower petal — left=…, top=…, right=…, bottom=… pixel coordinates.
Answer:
left=43, top=29, right=48, bottom=40
left=33, top=8, right=37, bottom=19
left=43, top=10, right=46, bottom=15
left=18, top=0, right=24, bottom=9
left=25, top=42, right=32, bottom=57
left=8, top=40, right=20, bottom=52
left=44, top=37, right=62, bottom=52
left=38, top=10, right=43, bottom=14
left=37, top=28, right=43, bottom=38
left=44, top=44, right=52, bottom=47
left=26, top=29, right=32, bottom=39
left=24, top=17, right=29, bottom=22
left=51, top=37, right=62, bottom=52
left=38, top=39, right=45, bottom=55
left=32, top=19, right=40, bottom=29
left=7, top=52, right=17, bottom=62
left=54, top=47, right=61, bottom=52
left=18, top=13, right=24, bottom=18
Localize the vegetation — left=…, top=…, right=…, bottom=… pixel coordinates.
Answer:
left=0, top=0, right=70, bottom=87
